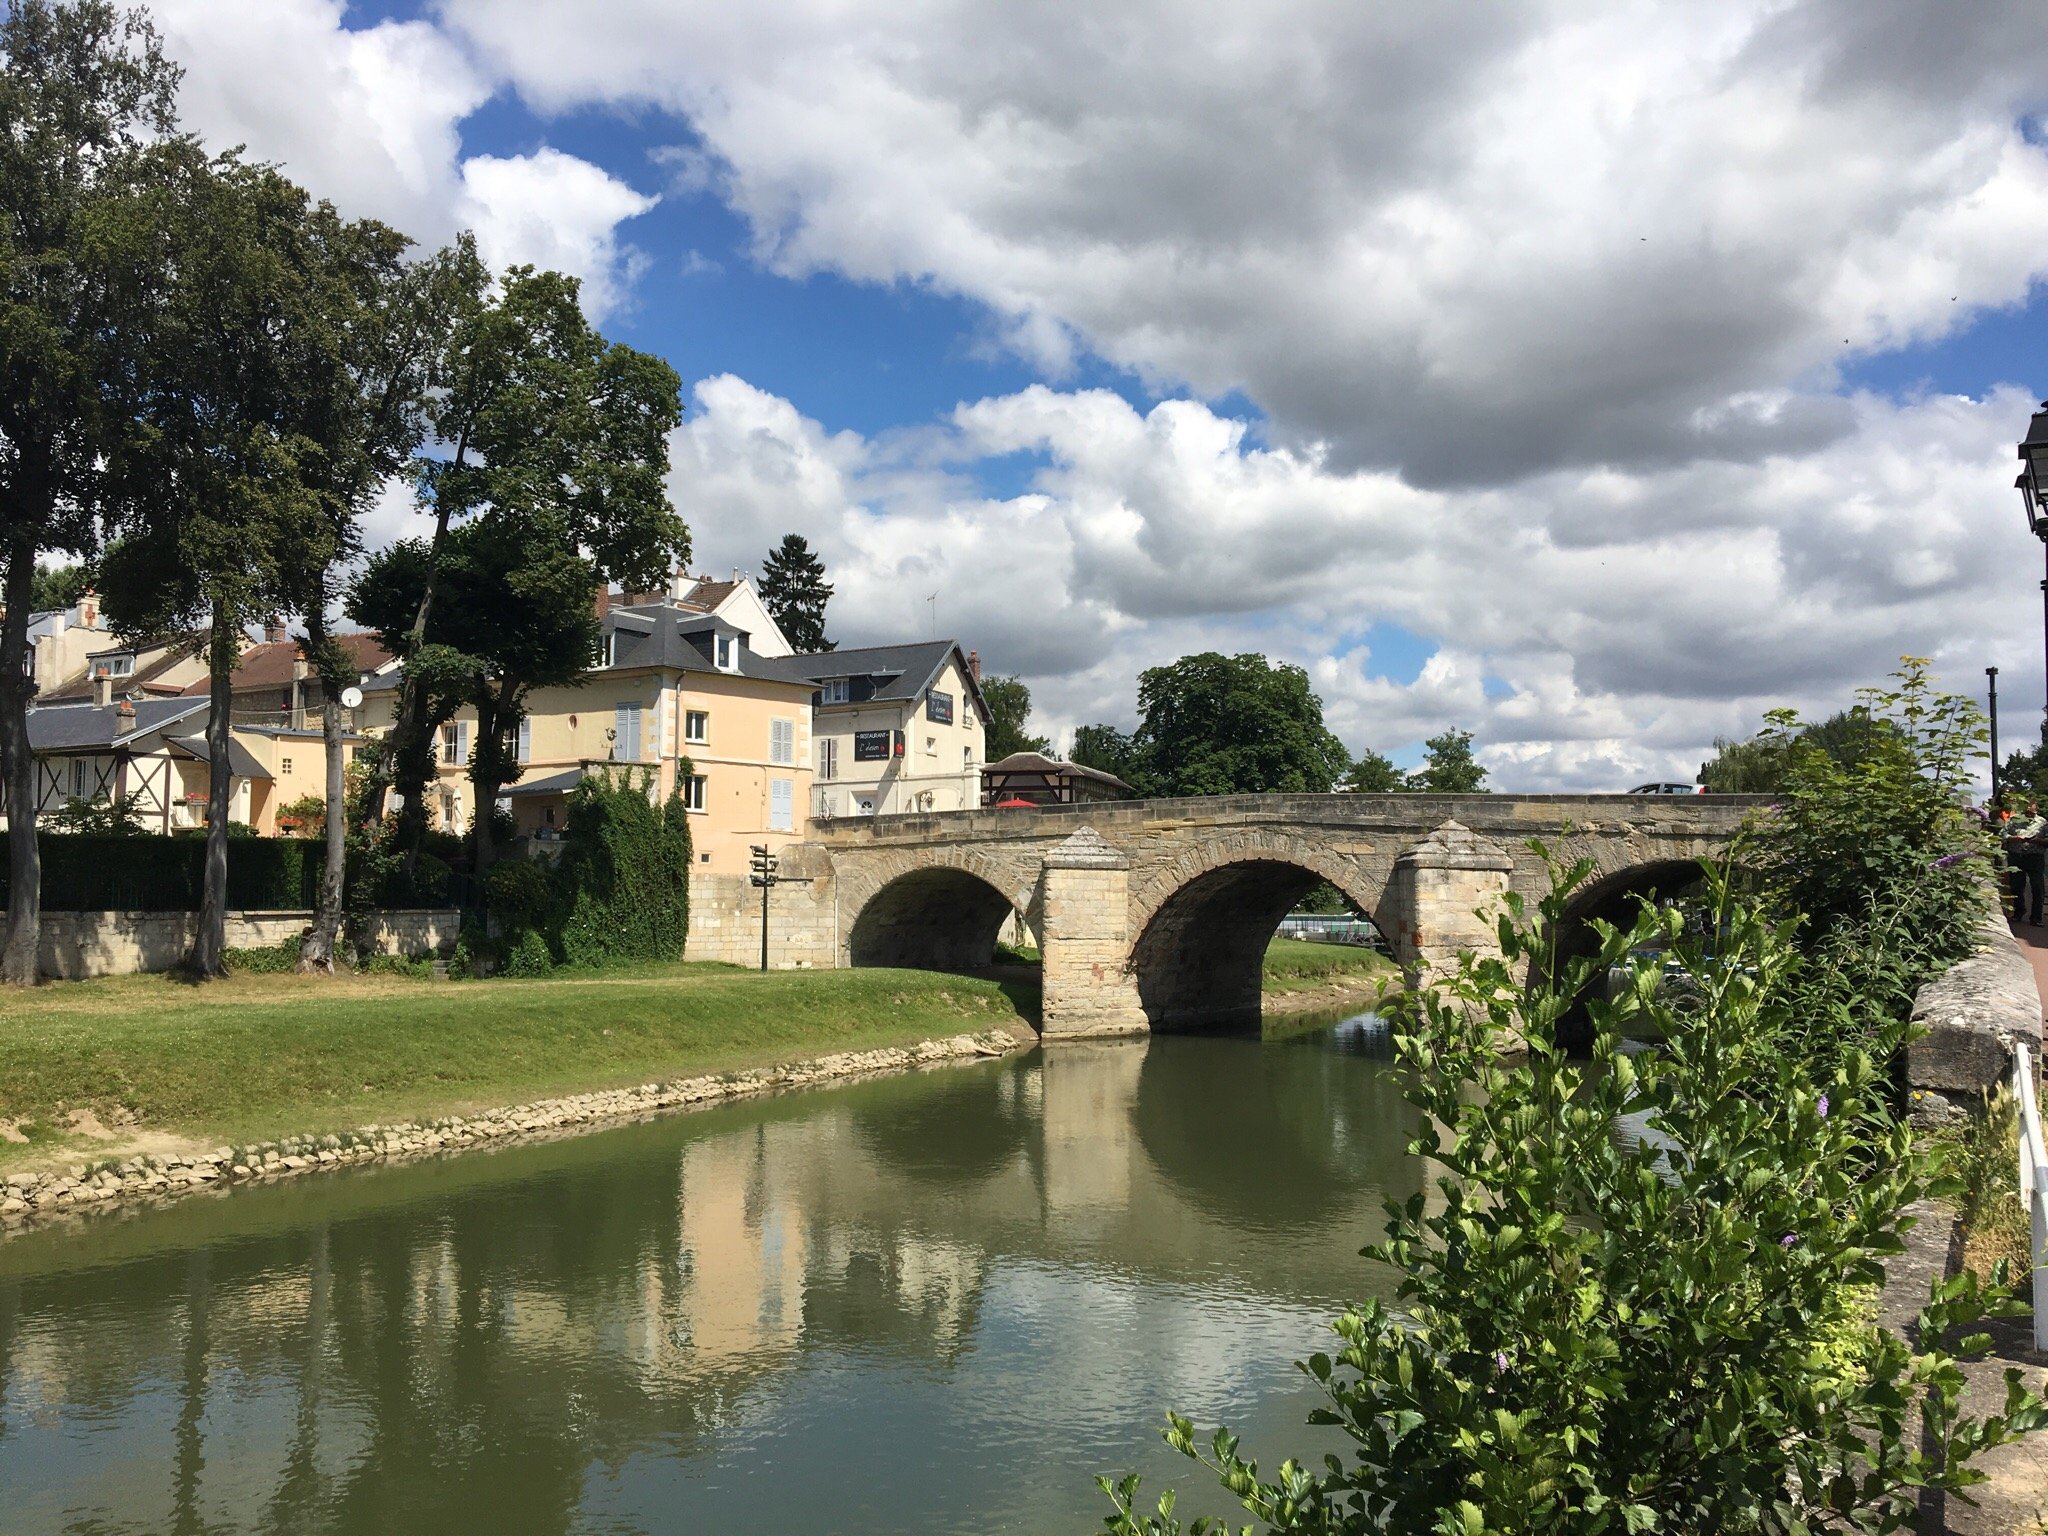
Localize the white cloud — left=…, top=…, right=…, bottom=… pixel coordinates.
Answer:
left=669, top=375, right=2039, bottom=791
left=439, top=0, right=2048, bottom=480
left=151, top=0, right=656, bottom=316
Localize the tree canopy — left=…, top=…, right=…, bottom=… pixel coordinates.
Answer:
left=1406, top=728, right=1488, bottom=793
left=760, top=532, right=834, bottom=652
left=981, top=674, right=1050, bottom=760
left=1130, top=652, right=1351, bottom=796
left=1698, top=707, right=1906, bottom=794
left=1342, top=748, right=1404, bottom=792
left=1070, top=722, right=1144, bottom=787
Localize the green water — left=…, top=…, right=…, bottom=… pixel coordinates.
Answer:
left=0, top=1015, right=1417, bottom=1534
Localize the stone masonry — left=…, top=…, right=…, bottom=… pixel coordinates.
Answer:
left=777, top=793, right=1757, bottom=1037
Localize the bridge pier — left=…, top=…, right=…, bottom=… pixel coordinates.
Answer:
left=1380, top=820, right=1515, bottom=985
left=1039, top=829, right=1148, bottom=1038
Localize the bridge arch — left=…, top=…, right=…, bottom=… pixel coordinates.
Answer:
left=1126, top=842, right=1387, bottom=1032
left=842, top=851, right=1038, bottom=972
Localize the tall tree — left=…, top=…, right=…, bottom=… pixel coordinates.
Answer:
left=29, top=561, right=90, bottom=611
left=1131, top=652, right=1350, bottom=796
left=1342, top=748, right=1404, bottom=792
left=351, top=517, right=602, bottom=871
left=1406, top=728, right=1488, bottom=792
left=981, top=674, right=1050, bottom=761
left=1698, top=708, right=1906, bottom=795
left=0, top=0, right=179, bottom=984
left=1070, top=722, right=1144, bottom=788
left=286, top=233, right=476, bottom=974
left=376, top=264, right=686, bottom=866
left=759, top=532, right=834, bottom=652
left=99, top=149, right=368, bottom=976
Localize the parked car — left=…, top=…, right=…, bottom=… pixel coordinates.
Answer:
left=1627, top=782, right=1704, bottom=795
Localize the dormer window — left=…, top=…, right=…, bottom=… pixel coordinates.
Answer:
left=104, top=654, right=134, bottom=677
left=715, top=634, right=735, bottom=671
left=600, top=632, right=617, bottom=668
left=822, top=677, right=849, bottom=704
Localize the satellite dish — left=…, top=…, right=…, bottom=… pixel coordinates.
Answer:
left=340, top=686, right=363, bottom=709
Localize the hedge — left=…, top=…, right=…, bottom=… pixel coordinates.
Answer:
left=0, top=832, right=321, bottom=912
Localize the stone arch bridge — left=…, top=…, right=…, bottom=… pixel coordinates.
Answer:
left=700, top=794, right=1759, bottom=1038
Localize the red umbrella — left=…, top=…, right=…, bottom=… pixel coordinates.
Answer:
left=991, top=797, right=1039, bottom=809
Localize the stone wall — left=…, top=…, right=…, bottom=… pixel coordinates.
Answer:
left=1907, top=916, right=2042, bottom=1128
left=30, top=908, right=460, bottom=980
left=684, top=850, right=838, bottom=969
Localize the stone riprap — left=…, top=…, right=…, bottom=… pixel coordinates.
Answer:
left=0, top=1029, right=1023, bottom=1235
left=1907, top=915, right=2043, bottom=1128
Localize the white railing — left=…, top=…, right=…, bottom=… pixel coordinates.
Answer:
left=2017, top=1040, right=2048, bottom=1352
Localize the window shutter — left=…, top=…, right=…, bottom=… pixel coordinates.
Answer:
left=615, top=704, right=641, bottom=761
left=455, top=722, right=470, bottom=763
left=771, top=777, right=794, bottom=831
left=516, top=716, right=532, bottom=763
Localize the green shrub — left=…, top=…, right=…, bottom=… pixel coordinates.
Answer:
left=484, top=856, right=556, bottom=938
left=1101, top=854, right=2047, bottom=1535
left=503, top=928, right=554, bottom=977
left=448, top=918, right=497, bottom=980
left=223, top=936, right=303, bottom=974
left=358, top=952, right=433, bottom=980
left=555, top=769, right=691, bottom=967
left=0, top=832, right=319, bottom=910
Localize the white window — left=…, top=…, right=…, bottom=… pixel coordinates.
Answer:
left=71, top=759, right=87, bottom=797
left=440, top=722, right=470, bottom=766
left=614, top=704, right=643, bottom=761
left=684, top=709, right=709, bottom=744
left=770, top=718, right=795, bottom=765
left=682, top=773, right=706, bottom=812
left=105, top=654, right=134, bottom=677
left=925, top=736, right=936, bottom=755
left=819, top=737, right=838, bottom=781
left=516, top=716, right=532, bottom=763
left=770, top=776, right=794, bottom=831
left=716, top=633, right=735, bottom=670
left=600, top=631, right=616, bottom=668
left=822, top=677, right=849, bottom=704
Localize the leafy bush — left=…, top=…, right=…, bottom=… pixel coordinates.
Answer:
left=503, top=928, right=554, bottom=977
left=0, top=832, right=319, bottom=910
left=358, top=952, right=432, bottom=980
left=45, top=793, right=148, bottom=836
left=274, top=793, right=326, bottom=838
left=223, top=936, right=303, bottom=974
left=555, top=769, right=692, bottom=967
left=484, top=855, right=557, bottom=938
left=1101, top=854, right=2046, bottom=1535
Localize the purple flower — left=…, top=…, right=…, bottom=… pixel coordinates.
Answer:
left=1494, top=1352, right=1510, bottom=1374
left=1779, top=1234, right=1797, bottom=1248
left=1816, top=1094, right=1829, bottom=1120
left=1929, top=852, right=1967, bottom=871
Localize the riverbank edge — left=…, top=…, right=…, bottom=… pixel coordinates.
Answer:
left=0, top=1027, right=1029, bottom=1237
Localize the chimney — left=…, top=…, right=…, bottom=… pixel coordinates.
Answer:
left=93, top=668, right=113, bottom=708
left=967, top=649, right=982, bottom=684
left=116, top=698, right=135, bottom=725
left=593, top=582, right=610, bottom=619
left=264, top=616, right=285, bottom=645
left=79, top=586, right=98, bottom=629
left=292, top=645, right=308, bottom=682
left=669, top=564, right=689, bottom=603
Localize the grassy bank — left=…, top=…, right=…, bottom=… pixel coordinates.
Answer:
left=1260, top=937, right=1398, bottom=996
left=0, top=964, right=1032, bottom=1167
left=0, top=938, right=1396, bottom=1172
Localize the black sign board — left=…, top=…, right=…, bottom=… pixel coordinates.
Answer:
left=925, top=689, right=954, bottom=724
left=854, top=730, right=893, bottom=762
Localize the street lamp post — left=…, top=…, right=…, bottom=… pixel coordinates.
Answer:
left=1988, top=666, right=2001, bottom=805
left=2015, top=401, right=2048, bottom=745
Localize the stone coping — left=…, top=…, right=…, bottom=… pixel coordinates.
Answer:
left=0, top=1029, right=1025, bottom=1237
left=1908, top=915, right=2043, bottom=1129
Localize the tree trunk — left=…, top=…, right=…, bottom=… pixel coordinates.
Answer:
left=189, top=606, right=234, bottom=978
left=298, top=615, right=346, bottom=973
left=0, top=539, right=43, bottom=986
left=382, top=470, right=457, bottom=865
left=468, top=684, right=513, bottom=875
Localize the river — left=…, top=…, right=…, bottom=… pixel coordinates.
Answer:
left=0, top=1013, right=1420, bottom=1534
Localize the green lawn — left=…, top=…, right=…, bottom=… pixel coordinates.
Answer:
left=1260, top=937, right=1399, bottom=995
left=0, top=963, right=1034, bottom=1163
left=0, top=937, right=1394, bottom=1170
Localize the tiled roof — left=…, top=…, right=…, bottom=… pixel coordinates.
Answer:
left=38, top=641, right=199, bottom=702
left=178, top=633, right=390, bottom=697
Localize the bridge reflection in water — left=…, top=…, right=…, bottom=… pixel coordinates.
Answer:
left=0, top=1025, right=1425, bottom=1536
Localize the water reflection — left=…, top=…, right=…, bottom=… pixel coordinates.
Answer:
left=0, top=1024, right=1419, bottom=1535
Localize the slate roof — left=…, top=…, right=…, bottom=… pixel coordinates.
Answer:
left=604, top=604, right=812, bottom=685
left=38, top=641, right=199, bottom=702
left=501, top=767, right=585, bottom=798
left=165, top=734, right=271, bottom=781
left=773, top=641, right=991, bottom=721
left=177, top=633, right=390, bottom=697
left=26, top=698, right=207, bottom=751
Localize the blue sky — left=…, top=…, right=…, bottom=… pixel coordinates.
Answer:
left=153, top=0, right=2048, bottom=787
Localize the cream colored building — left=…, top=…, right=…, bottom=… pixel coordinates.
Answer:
left=780, top=642, right=990, bottom=818
left=380, top=598, right=817, bottom=876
